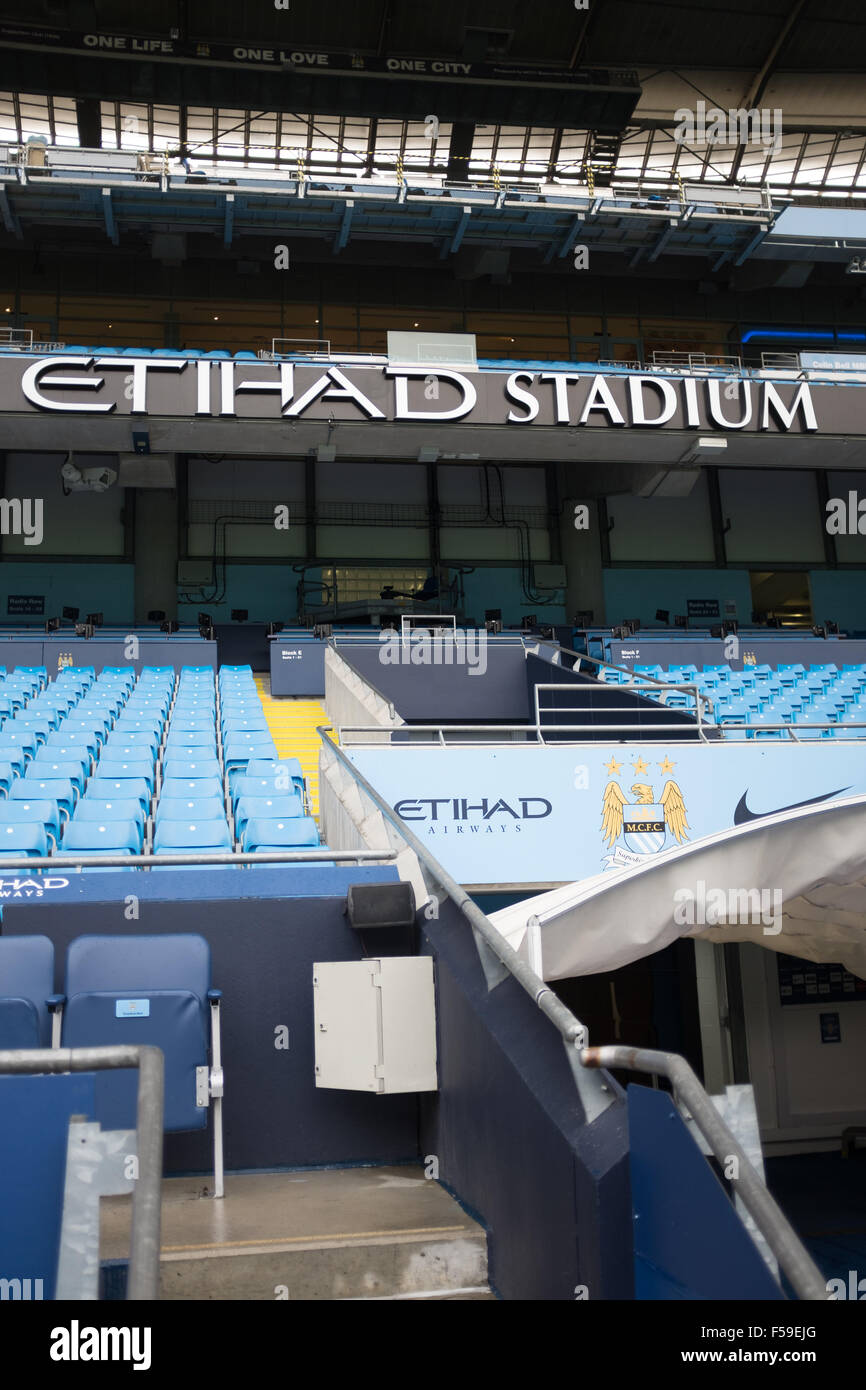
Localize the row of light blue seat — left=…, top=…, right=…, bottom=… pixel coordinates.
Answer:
left=614, top=659, right=866, bottom=740
left=0, top=663, right=319, bottom=859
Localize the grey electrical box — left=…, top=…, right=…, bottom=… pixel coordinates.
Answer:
left=313, top=958, right=438, bottom=1094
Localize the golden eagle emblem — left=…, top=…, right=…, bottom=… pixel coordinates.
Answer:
left=601, top=780, right=689, bottom=852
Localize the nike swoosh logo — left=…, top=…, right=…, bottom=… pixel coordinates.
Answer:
left=733, top=788, right=851, bottom=825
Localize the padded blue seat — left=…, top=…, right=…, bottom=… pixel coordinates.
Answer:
left=0, top=822, right=48, bottom=857
left=154, top=819, right=232, bottom=853
left=60, top=933, right=224, bottom=1195
left=234, top=794, right=303, bottom=838
left=242, top=816, right=319, bottom=852
left=0, top=936, right=59, bottom=1048
left=0, top=797, right=61, bottom=848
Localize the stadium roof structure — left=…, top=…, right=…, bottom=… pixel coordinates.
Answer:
left=0, top=1, right=865, bottom=199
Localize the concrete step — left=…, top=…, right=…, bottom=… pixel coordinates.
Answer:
left=101, top=1165, right=490, bottom=1301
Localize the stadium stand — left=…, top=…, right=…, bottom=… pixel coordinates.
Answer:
left=2, top=0, right=866, bottom=1334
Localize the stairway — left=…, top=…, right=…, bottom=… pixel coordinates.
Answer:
left=254, top=675, right=327, bottom=815
left=101, top=1165, right=492, bottom=1301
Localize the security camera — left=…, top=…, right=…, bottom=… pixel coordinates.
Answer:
left=60, top=454, right=117, bottom=494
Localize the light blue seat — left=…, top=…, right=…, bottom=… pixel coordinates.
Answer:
left=234, top=794, right=303, bottom=839
left=1, top=727, right=38, bottom=758
left=57, top=820, right=140, bottom=856
left=243, top=816, right=319, bottom=852
left=12, top=777, right=75, bottom=822
left=160, top=776, right=224, bottom=802
left=0, top=822, right=48, bottom=857
left=30, top=757, right=87, bottom=795
left=0, top=745, right=27, bottom=776
left=104, top=730, right=159, bottom=754
left=46, top=729, right=98, bottom=759
left=0, top=936, right=59, bottom=1048
left=73, top=797, right=146, bottom=844
left=246, top=758, right=305, bottom=797
left=0, top=797, right=61, bottom=848
left=60, top=933, right=224, bottom=1194
left=86, top=776, right=151, bottom=814
left=0, top=759, right=16, bottom=797
left=155, top=797, right=226, bottom=823
left=101, top=744, right=156, bottom=767
left=13, top=716, right=51, bottom=746
left=162, top=757, right=222, bottom=782
left=95, top=758, right=155, bottom=791
left=154, top=819, right=232, bottom=853
left=164, top=734, right=219, bottom=756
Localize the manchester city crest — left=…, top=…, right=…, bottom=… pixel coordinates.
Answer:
left=600, top=754, right=689, bottom=869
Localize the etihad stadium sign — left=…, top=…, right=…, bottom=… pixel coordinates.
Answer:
left=4, top=357, right=823, bottom=433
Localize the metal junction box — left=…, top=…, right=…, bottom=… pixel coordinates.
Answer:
left=313, top=958, right=438, bottom=1094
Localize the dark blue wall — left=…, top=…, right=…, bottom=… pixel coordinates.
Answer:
left=3, top=868, right=418, bottom=1174
left=420, top=900, right=632, bottom=1301
left=338, top=640, right=529, bottom=722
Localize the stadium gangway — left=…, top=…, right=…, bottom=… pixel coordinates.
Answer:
left=0, top=1043, right=163, bottom=1300
left=318, top=727, right=829, bottom=1301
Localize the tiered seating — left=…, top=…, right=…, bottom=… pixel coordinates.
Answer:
left=0, top=661, right=320, bottom=863
left=622, top=662, right=866, bottom=740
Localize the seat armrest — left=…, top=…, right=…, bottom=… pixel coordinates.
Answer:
left=207, top=989, right=223, bottom=1004
left=46, top=994, right=66, bottom=1011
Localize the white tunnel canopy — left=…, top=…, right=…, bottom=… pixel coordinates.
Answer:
left=489, top=795, right=866, bottom=983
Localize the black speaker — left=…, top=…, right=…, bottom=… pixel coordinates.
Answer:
left=346, top=882, right=417, bottom=931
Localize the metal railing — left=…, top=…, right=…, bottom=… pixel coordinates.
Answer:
left=0, top=849, right=396, bottom=870
left=0, top=1044, right=164, bottom=1301
left=319, top=727, right=829, bottom=1301
left=259, top=338, right=332, bottom=360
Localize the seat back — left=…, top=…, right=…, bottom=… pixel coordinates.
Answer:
left=0, top=935, right=54, bottom=1047
left=63, top=934, right=211, bottom=1131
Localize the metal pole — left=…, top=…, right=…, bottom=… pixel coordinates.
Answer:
left=0, top=1045, right=164, bottom=1301
left=582, top=1045, right=829, bottom=1302
left=0, top=849, right=397, bottom=870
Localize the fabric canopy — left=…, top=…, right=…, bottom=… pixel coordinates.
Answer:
left=489, top=795, right=866, bottom=982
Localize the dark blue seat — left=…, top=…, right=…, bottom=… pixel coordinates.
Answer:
left=0, top=935, right=61, bottom=1048
left=61, top=934, right=224, bottom=1195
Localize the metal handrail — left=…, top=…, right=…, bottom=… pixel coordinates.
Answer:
left=0, top=849, right=396, bottom=870
left=0, top=1044, right=164, bottom=1301
left=319, top=727, right=829, bottom=1301
left=582, top=1047, right=828, bottom=1301
left=337, top=719, right=861, bottom=747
